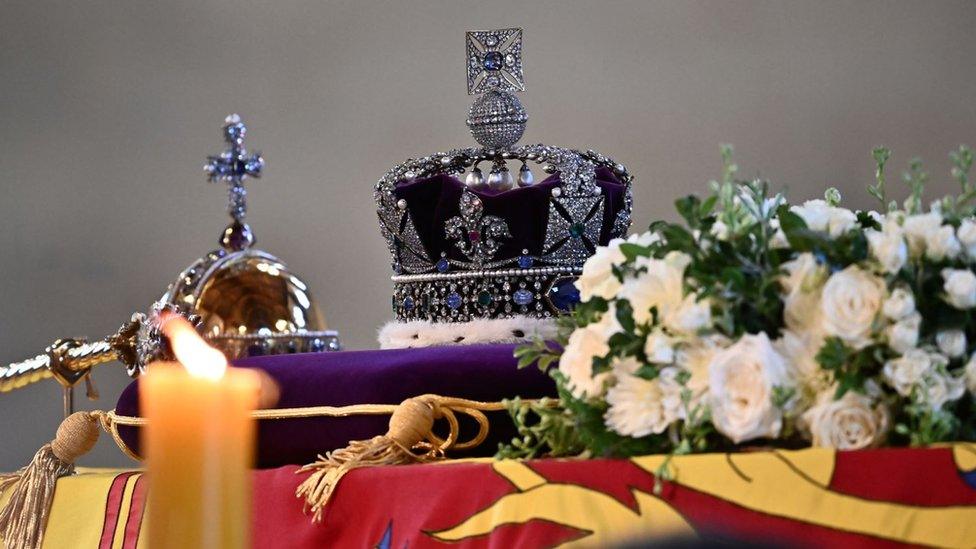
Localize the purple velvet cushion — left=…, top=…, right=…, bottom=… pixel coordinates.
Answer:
left=396, top=167, right=627, bottom=265
left=114, top=344, right=555, bottom=468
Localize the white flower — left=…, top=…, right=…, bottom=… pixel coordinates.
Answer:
left=675, top=335, right=728, bottom=408
left=886, top=312, right=920, bottom=354
left=801, top=388, right=889, bottom=450
left=964, top=353, right=976, bottom=393
left=903, top=211, right=944, bottom=258
left=604, top=369, right=683, bottom=437
left=710, top=220, right=729, bottom=241
left=936, top=329, right=967, bottom=358
left=942, top=269, right=976, bottom=309
left=644, top=330, right=675, bottom=364
left=708, top=333, right=792, bottom=444
left=921, top=369, right=965, bottom=410
left=576, top=240, right=626, bottom=302
left=791, top=200, right=857, bottom=237
left=626, top=231, right=660, bottom=246
left=820, top=265, right=885, bottom=349
left=780, top=253, right=827, bottom=334
left=619, top=251, right=690, bottom=326
left=925, top=225, right=961, bottom=261
left=866, top=221, right=908, bottom=274
left=957, top=219, right=976, bottom=257
left=610, top=356, right=641, bottom=376
left=559, top=326, right=610, bottom=398
left=882, top=288, right=915, bottom=320
left=775, top=330, right=829, bottom=393
left=882, top=349, right=934, bottom=396
left=667, top=294, right=712, bottom=335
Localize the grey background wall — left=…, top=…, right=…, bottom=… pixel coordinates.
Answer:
left=1, top=0, right=974, bottom=469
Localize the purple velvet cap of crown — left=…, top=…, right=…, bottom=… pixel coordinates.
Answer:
left=395, top=167, right=627, bottom=265
left=114, top=344, right=556, bottom=468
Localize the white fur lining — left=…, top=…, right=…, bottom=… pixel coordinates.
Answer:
left=377, top=316, right=559, bottom=349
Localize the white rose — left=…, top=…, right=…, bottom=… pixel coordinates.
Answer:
left=559, top=326, right=610, bottom=398
left=604, top=369, right=683, bottom=437
left=882, top=288, right=915, bottom=320
left=619, top=251, right=690, bottom=326
left=708, top=333, right=792, bottom=443
left=936, top=329, right=967, bottom=358
left=780, top=253, right=827, bottom=335
left=958, top=219, right=976, bottom=257
left=886, top=312, right=920, bottom=354
left=925, top=225, right=961, bottom=261
left=791, top=200, right=856, bottom=237
left=801, top=389, right=888, bottom=450
left=942, top=268, right=976, bottom=309
left=666, top=294, right=712, bottom=335
left=964, top=353, right=976, bottom=393
left=576, top=240, right=626, bottom=302
left=903, top=212, right=943, bottom=258
left=820, top=265, right=885, bottom=349
left=866, top=221, right=908, bottom=274
left=644, top=331, right=675, bottom=364
left=882, top=349, right=933, bottom=396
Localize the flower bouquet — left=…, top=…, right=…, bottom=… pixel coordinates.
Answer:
left=504, top=145, right=976, bottom=460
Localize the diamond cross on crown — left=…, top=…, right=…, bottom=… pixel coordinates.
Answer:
left=466, top=28, right=524, bottom=95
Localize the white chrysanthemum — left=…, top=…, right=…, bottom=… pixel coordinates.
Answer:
left=921, top=370, right=966, bottom=411
left=942, top=269, right=976, bottom=309
left=604, top=368, right=683, bottom=437
left=820, top=265, right=885, bottom=349
left=618, top=251, right=690, bottom=326
left=708, top=333, right=793, bottom=443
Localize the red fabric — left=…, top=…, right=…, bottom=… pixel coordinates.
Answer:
left=243, top=447, right=976, bottom=548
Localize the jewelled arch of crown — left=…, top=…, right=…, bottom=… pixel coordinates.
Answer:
left=374, top=28, right=634, bottom=326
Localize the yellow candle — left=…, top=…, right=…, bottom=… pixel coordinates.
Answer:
left=141, top=318, right=258, bottom=549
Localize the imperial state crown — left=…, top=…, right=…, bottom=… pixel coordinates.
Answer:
left=375, top=28, right=634, bottom=348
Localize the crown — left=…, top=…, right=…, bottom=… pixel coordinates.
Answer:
left=161, top=114, right=341, bottom=359
left=375, top=29, right=634, bottom=337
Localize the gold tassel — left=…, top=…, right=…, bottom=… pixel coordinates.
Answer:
left=0, top=412, right=101, bottom=549
left=296, top=397, right=438, bottom=522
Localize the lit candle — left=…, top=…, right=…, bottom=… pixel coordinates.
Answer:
left=142, top=316, right=259, bottom=549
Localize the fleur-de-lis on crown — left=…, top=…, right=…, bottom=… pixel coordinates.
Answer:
left=444, top=190, right=511, bottom=265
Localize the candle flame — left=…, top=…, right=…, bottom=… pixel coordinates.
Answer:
left=161, top=315, right=227, bottom=381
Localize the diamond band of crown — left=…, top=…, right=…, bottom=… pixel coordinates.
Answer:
left=376, top=28, right=634, bottom=325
